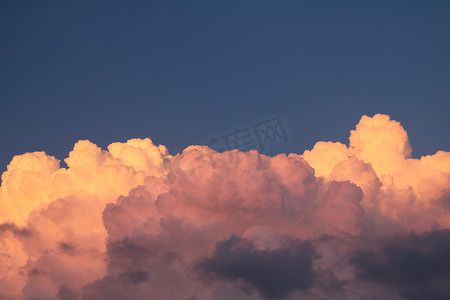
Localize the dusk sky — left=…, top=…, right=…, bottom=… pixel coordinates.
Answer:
left=1, top=1, right=450, bottom=300
left=1, top=1, right=449, bottom=170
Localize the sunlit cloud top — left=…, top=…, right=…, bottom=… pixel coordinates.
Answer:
left=1, top=114, right=449, bottom=300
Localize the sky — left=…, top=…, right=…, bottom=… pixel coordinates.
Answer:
left=1, top=0, right=449, bottom=171
left=1, top=1, right=450, bottom=300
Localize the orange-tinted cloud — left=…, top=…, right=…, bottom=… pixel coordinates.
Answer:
left=1, top=114, right=449, bottom=300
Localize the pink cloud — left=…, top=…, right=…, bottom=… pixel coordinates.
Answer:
left=1, top=114, right=449, bottom=299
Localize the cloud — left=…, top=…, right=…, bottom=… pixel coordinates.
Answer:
left=0, top=138, right=169, bottom=299
left=0, top=114, right=449, bottom=299
left=196, top=235, right=316, bottom=300
left=351, top=229, right=450, bottom=299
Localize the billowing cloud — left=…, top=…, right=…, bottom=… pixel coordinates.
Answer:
left=351, top=229, right=450, bottom=299
left=0, top=114, right=449, bottom=299
left=196, top=235, right=316, bottom=300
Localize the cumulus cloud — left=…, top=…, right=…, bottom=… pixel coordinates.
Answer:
left=0, top=138, right=169, bottom=299
left=196, top=235, right=318, bottom=300
left=351, top=229, right=450, bottom=299
left=0, top=114, right=449, bottom=300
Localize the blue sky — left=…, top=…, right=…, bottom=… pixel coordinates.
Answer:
left=1, top=0, right=449, bottom=171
